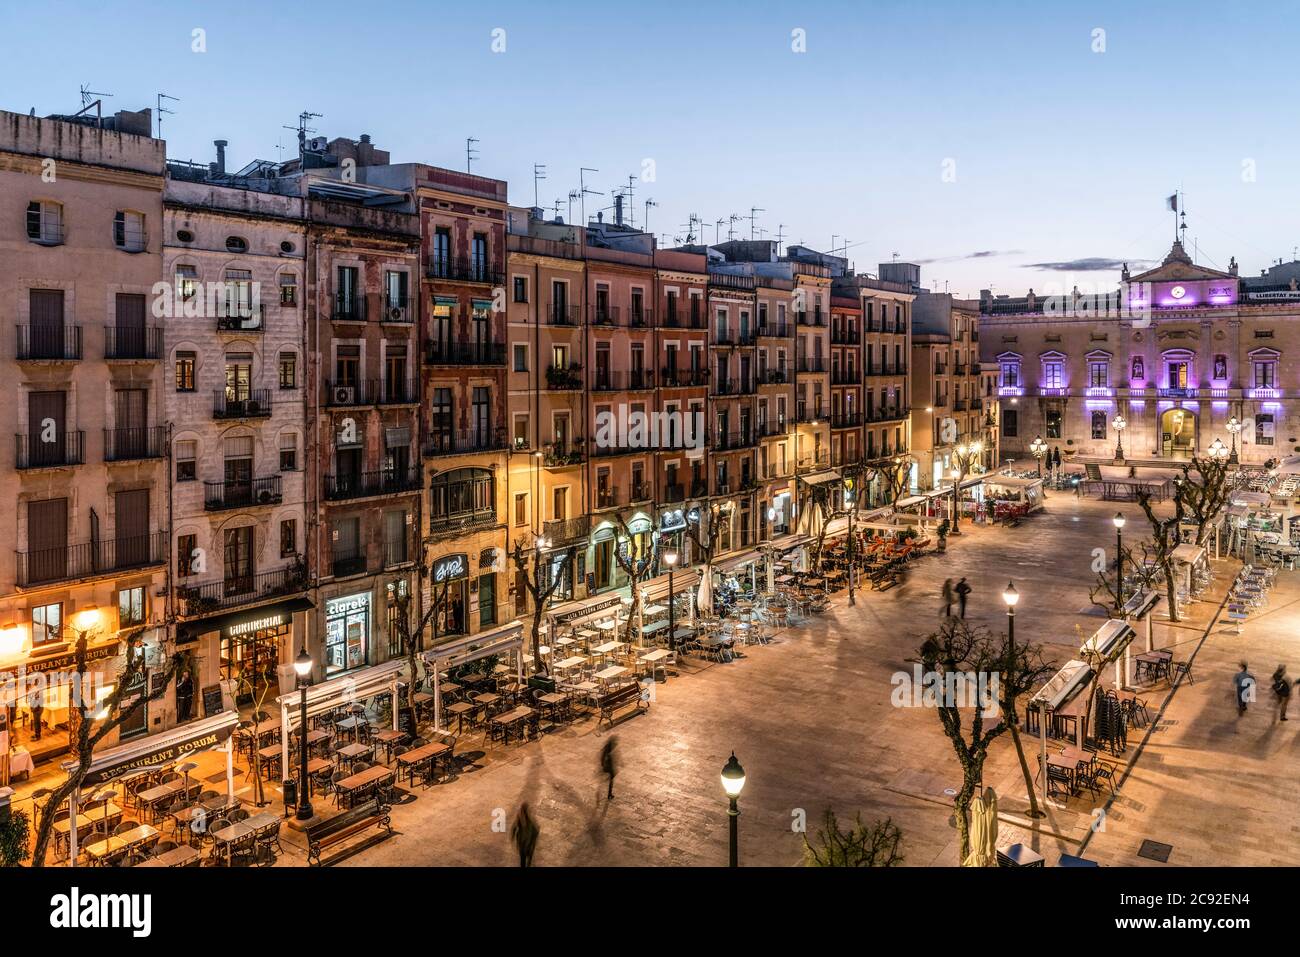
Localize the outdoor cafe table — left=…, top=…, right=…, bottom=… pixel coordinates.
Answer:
left=594, top=664, right=629, bottom=683
left=171, top=794, right=237, bottom=843
left=537, top=691, right=569, bottom=722
left=306, top=757, right=333, bottom=775
left=334, top=765, right=394, bottom=809
left=336, top=742, right=370, bottom=769
left=136, top=780, right=197, bottom=821
left=490, top=706, right=536, bottom=745
left=554, top=656, right=587, bottom=674
left=83, top=824, right=160, bottom=865
left=459, top=672, right=490, bottom=686
left=374, top=728, right=405, bottom=764
left=396, top=739, right=451, bottom=785
left=639, top=648, right=670, bottom=678
left=595, top=619, right=619, bottom=631
left=55, top=803, right=123, bottom=841
left=445, top=700, right=477, bottom=734
left=257, top=743, right=283, bottom=776
left=138, top=844, right=201, bottom=868
left=1136, top=650, right=1173, bottom=682
left=592, top=640, right=625, bottom=662
left=643, top=604, right=666, bottom=616
left=776, top=574, right=795, bottom=585
left=335, top=715, right=367, bottom=740
left=210, top=820, right=255, bottom=866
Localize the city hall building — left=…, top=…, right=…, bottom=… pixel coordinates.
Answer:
left=980, top=240, right=1300, bottom=467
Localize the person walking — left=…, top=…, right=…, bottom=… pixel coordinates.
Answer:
left=1234, top=661, right=1255, bottom=717
left=27, top=687, right=43, bottom=741
left=600, top=736, right=619, bottom=801
left=942, top=578, right=955, bottom=618
left=954, top=578, right=972, bottom=619
left=1271, top=665, right=1294, bottom=721
left=511, top=802, right=539, bottom=867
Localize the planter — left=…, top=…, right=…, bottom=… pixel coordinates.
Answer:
left=527, top=674, right=557, bottom=693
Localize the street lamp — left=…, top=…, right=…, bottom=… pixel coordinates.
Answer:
left=663, top=547, right=678, bottom=651
left=1208, top=438, right=1229, bottom=465
left=292, top=648, right=314, bottom=821
left=1112, top=414, right=1127, bottom=464
left=845, top=483, right=857, bottom=607
left=1226, top=416, right=1242, bottom=465
left=1113, top=512, right=1126, bottom=611
left=1029, top=435, right=1047, bottom=476
left=721, top=751, right=746, bottom=867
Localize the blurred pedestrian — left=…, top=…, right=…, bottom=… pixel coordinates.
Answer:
left=600, top=736, right=619, bottom=801
left=1271, top=664, right=1293, bottom=721
left=955, top=577, right=972, bottom=619
left=1234, top=661, right=1255, bottom=717
left=942, top=578, right=955, bottom=618
left=511, top=802, right=539, bottom=867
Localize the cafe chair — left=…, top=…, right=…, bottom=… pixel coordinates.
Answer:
left=151, top=839, right=178, bottom=858
left=113, top=819, right=140, bottom=837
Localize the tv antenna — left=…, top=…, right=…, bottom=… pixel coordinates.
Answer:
left=728, top=213, right=742, bottom=242
left=749, top=207, right=765, bottom=240
left=680, top=213, right=701, bottom=244
left=775, top=224, right=787, bottom=254
left=567, top=189, right=580, bottom=223
left=155, top=92, right=178, bottom=138
left=79, top=83, right=112, bottom=110
left=579, top=168, right=602, bottom=225
left=714, top=218, right=726, bottom=245
left=532, top=163, right=547, bottom=208
left=891, top=251, right=900, bottom=262
left=644, top=198, right=658, bottom=234
left=283, top=111, right=322, bottom=161
left=466, top=137, right=479, bottom=173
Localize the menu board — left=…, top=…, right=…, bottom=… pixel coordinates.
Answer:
left=201, top=684, right=224, bottom=717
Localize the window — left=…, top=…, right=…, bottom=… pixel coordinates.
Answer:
left=114, top=210, right=147, bottom=252
left=175, top=351, right=196, bottom=392
left=224, top=268, right=254, bottom=319
left=384, top=270, right=408, bottom=311
left=26, top=200, right=63, bottom=244
left=1000, top=361, right=1019, bottom=388
left=225, top=236, right=248, bottom=253
left=513, top=276, right=528, bottom=303
left=1088, top=361, right=1108, bottom=388
left=280, top=519, right=297, bottom=558
left=279, top=433, right=298, bottom=471
left=1046, top=409, right=1062, bottom=439
left=118, top=586, right=146, bottom=627
left=1256, top=413, right=1275, bottom=446
left=177, top=533, right=197, bottom=578
left=279, top=273, right=298, bottom=306
left=1091, top=410, right=1107, bottom=440
left=32, top=602, right=62, bottom=645
left=1254, top=360, right=1277, bottom=389
left=176, top=439, right=197, bottom=482
left=513, top=415, right=529, bottom=449
left=513, top=343, right=528, bottom=372
left=1042, top=360, right=1064, bottom=389
left=428, top=467, right=495, bottom=527
left=1001, top=409, right=1018, bottom=437
left=176, top=229, right=195, bottom=243
left=176, top=265, right=198, bottom=302
left=515, top=492, right=528, bottom=526
left=278, top=352, right=297, bottom=389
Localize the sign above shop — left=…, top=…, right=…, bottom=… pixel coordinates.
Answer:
left=74, top=714, right=236, bottom=787
left=326, top=593, right=370, bottom=618
left=551, top=594, right=623, bottom=625
left=1, top=641, right=121, bottom=682
left=434, top=553, right=469, bottom=583
left=226, top=611, right=290, bottom=640
left=660, top=508, right=686, bottom=532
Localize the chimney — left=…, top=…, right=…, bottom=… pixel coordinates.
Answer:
left=614, top=193, right=624, bottom=226
left=360, top=133, right=371, bottom=144
left=214, top=139, right=228, bottom=175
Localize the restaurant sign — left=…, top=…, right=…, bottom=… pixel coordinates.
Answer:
left=1, top=641, right=121, bottom=682
left=434, top=553, right=469, bottom=583
left=77, top=721, right=235, bottom=787
left=551, top=594, right=623, bottom=625
left=226, top=611, right=290, bottom=640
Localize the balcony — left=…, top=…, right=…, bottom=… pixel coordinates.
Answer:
left=830, top=413, right=863, bottom=429
left=547, top=303, right=580, bottom=327
left=592, top=370, right=655, bottom=392
left=422, top=428, right=508, bottom=458
left=659, top=309, right=707, bottom=330
left=758, top=323, right=790, bottom=339
left=546, top=365, right=584, bottom=390
left=379, top=297, right=413, bottom=323
left=711, top=378, right=755, bottom=397
left=662, top=483, right=685, bottom=503
left=331, top=545, right=367, bottom=579
left=797, top=358, right=828, bottom=374
left=629, top=482, right=652, bottom=503
left=324, top=379, right=375, bottom=407
left=831, top=370, right=859, bottom=386
left=104, top=426, right=166, bottom=462
left=204, top=475, right=283, bottom=511
left=16, top=531, right=167, bottom=588
left=714, top=329, right=757, bottom=347
left=587, top=305, right=652, bottom=329
left=425, top=342, right=507, bottom=366
left=324, top=467, right=421, bottom=501
left=16, top=325, right=82, bottom=361
left=216, top=310, right=263, bottom=333
left=760, top=420, right=789, bottom=438
left=176, top=563, right=308, bottom=618
left=15, top=431, right=85, bottom=469
left=954, top=364, right=968, bottom=375
left=660, top=367, right=708, bottom=388
left=831, top=330, right=860, bottom=346
left=213, top=389, right=272, bottom=419
left=104, top=326, right=162, bottom=360
left=594, top=486, right=624, bottom=510
left=711, top=430, right=757, bottom=451
left=797, top=311, right=826, bottom=328
left=331, top=293, right=368, bottom=323
left=426, top=256, right=503, bottom=286
left=428, top=506, right=498, bottom=535
left=544, top=515, right=591, bottom=546
left=380, top=378, right=418, bottom=405
left=758, top=368, right=790, bottom=386
left=954, top=399, right=968, bottom=411
left=543, top=443, right=585, bottom=468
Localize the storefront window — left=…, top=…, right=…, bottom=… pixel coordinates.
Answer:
left=325, top=593, right=370, bottom=676
left=221, top=618, right=288, bottom=705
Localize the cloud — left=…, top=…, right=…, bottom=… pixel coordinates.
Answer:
left=913, top=249, right=1022, bottom=264
left=1021, top=257, right=1150, bottom=272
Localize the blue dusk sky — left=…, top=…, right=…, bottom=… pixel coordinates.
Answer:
left=3, top=0, right=1297, bottom=294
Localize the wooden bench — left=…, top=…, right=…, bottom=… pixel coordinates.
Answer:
left=870, top=568, right=898, bottom=591
left=595, top=682, right=647, bottom=728
left=304, top=798, right=392, bottom=867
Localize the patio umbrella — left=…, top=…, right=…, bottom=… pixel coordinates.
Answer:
left=1269, top=456, right=1300, bottom=476
left=961, top=786, right=999, bottom=867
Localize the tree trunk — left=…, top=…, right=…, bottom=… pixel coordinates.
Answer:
left=530, top=604, right=549, bottom=675
left=1163, top=566, right=1180, bottom=622
left=1007, top=719, right=1041, bottom=818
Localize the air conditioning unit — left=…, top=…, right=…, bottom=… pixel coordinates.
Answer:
left=257, top=488, right=274, bottom=504
left=388, top=306, right=404, bottom=321
left=334, top=386, right=355, bottom=404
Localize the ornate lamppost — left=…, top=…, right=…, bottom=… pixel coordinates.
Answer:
left=1112, top=413, right=1127, bottom=464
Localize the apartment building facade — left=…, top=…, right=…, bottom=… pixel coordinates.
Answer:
left=910, top=291, right=984, bottom=489
left=1, top=108, right=172, bottom=762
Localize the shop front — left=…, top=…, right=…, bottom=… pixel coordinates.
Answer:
left=175, top=597, right=313, bottom=709
left=323, top=592, right=371, bottom=677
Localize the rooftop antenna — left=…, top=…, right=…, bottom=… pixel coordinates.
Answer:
left=532, top=163, right=547, bottom=208
left=155, top=92, right=178, bottom=138
left=831, top=234, right=839, bottom=255
left=714, top=218, right=725, bottom=244
left=728, top=213, right=741, bottom=242
left=748, top=207, right=765, bottom=241
left=551, top=197, right=563, bottom=220
left=466, top=137, right=479, bottom=173
left=76, top=84, right=113, bottom=126
left=891, top=251, right=900, bottom=262
left=567, top=189, right=580, bottom=223
left=579, top=168, right=601, bottom=225
left=680, top=213, right=701, bottom=244
left=775, top=224, right=787, bottom=255
left=623, top=175, right=637, bottom=227
left=282, top=111, right=322, bottom=164
left=644, top=198, right=658, bottom=234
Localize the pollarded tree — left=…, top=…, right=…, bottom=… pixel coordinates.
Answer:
left=1135, top=488, right=1188, bottom=623
left=509, top=538, right=578, bottom=676
left=803, top=810, right=903, bottom=867
left=1176, top=456, right=1233, bottom=547
left=612, top=515, right=659, bottom=646
left=29, top=626, right=181, bottom=867
left=684, top=501, right=730, bottom=616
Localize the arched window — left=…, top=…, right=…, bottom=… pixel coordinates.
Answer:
left=429, top=467, right=495, bottom=530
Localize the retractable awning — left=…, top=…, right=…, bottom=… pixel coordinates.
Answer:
left=1080, top=619, right=1136, bottom=664
left=799, top=469, right=842, bottom=486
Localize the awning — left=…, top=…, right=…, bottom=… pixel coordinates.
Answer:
left=176, top=597, right=314, bottom=645
left=1, top=638, right=122, bottom=687
left=385, top=426, right=411, bottom=448
left=1030, top=659, right=1093, bottom=711
left=641, top=568, right=701, bottom=604
left=799, top=469, right=841, bottom=486
left=1172, top=543, right=1206, bottom=565
left=896, top=495, right=926, bottom=509
left=274, top=659, right=405, bottom=732
left=772, top=534, right=811, bottom=553
left=985, top=474, right=1042, bottom=489
left=546, top=592, right=625, bottom=628
left=421, top=622, right=523, bottom=668
left=715, top=549, right=761, bottom=574
left=1232, top=491, right=1272, bottom=507
left=1121, top=588, right=1162, bottom=619
left=1080, top=619, right=1136, bottom=664
left=67, top=711, right=239, bottom=787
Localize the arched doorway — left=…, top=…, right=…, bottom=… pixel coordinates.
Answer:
left=1160, top=407, right=1196, bottom=459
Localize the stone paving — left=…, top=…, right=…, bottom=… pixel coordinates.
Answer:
left=14, top=489, right=1297, bottom=867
